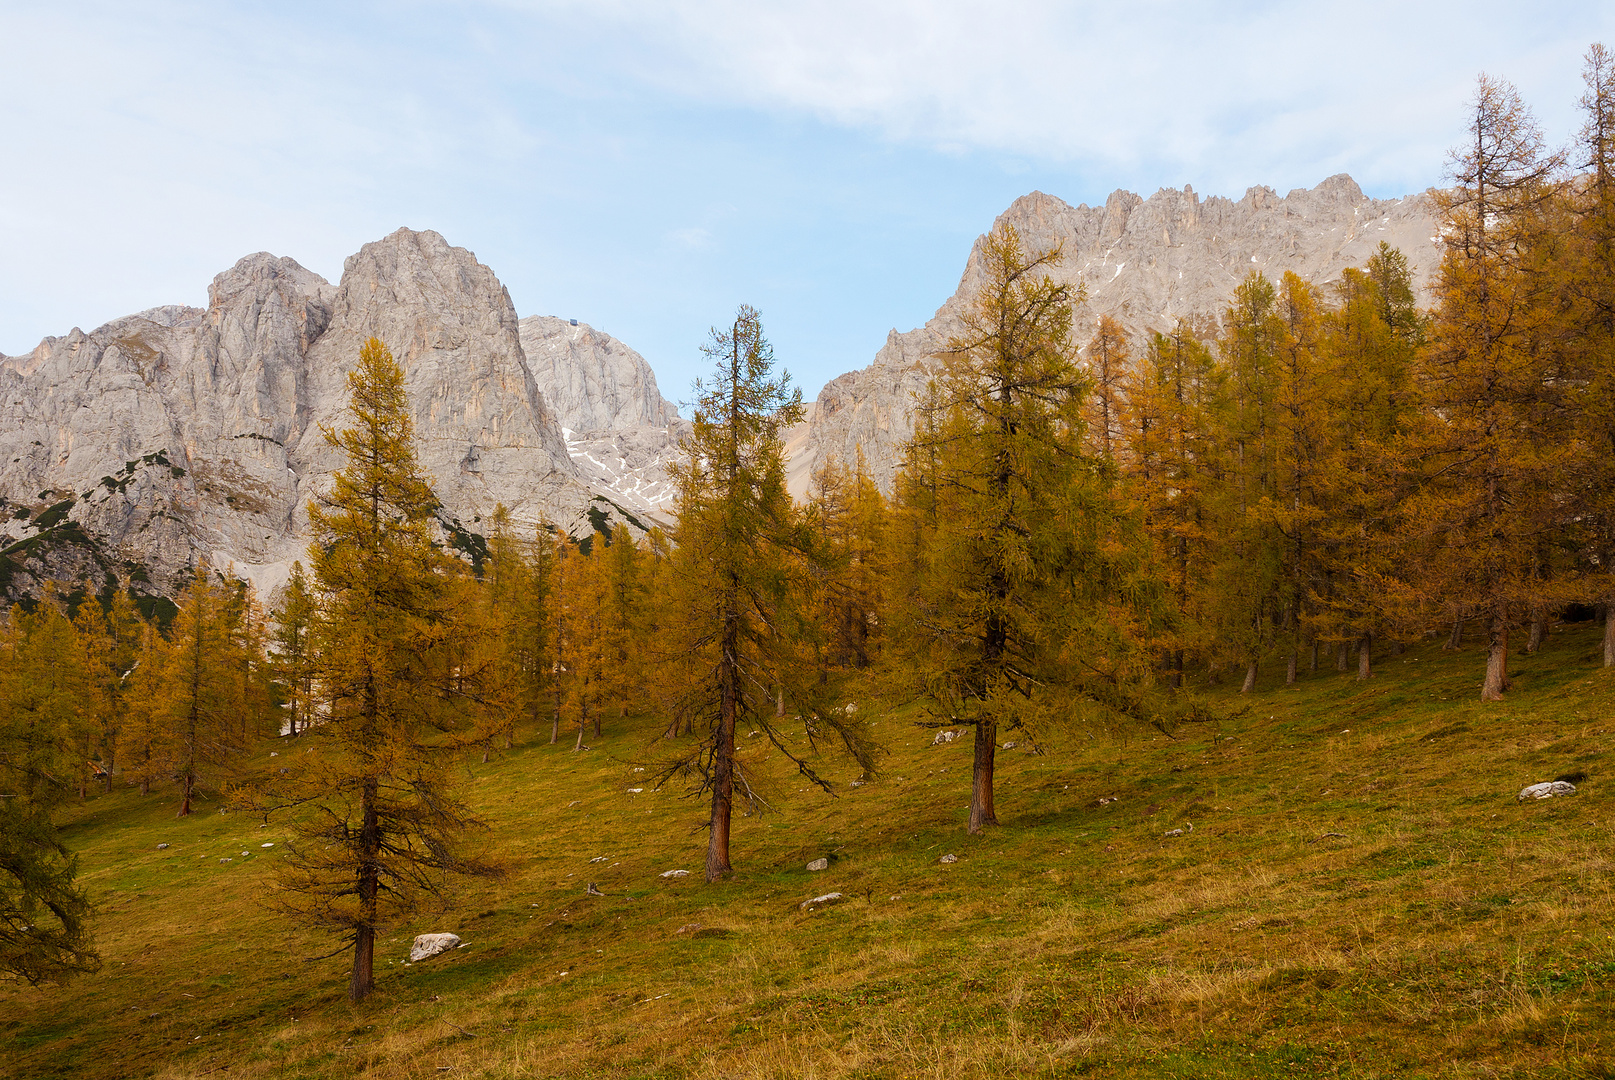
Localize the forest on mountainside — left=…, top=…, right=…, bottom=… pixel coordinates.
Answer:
left=2, top=51, right=1614, bottom=1014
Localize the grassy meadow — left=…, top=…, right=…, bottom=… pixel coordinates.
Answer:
left=4, top=622, right=1613, bottom=1079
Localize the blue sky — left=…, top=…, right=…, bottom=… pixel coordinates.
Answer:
left=3, top=1, right=1612, bottom=400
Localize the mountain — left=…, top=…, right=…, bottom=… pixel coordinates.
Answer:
left=794, top=175, right=1443, bottom=494
left=0, top=229, right=680, bottom=608
left=518, top=316, right=688, bottom=516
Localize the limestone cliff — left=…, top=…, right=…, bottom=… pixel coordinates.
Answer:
left=0, top=230, right=648, bottom=606
left=518, top=315, right=687, bottom=515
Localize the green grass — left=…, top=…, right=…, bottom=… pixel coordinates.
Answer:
left=5, top=625, right=1615, bottom=1078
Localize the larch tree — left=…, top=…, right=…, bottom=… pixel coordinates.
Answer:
left=166, top=568, right=250, bottom=817
left=1561, top=44, right=1615, bottom=664
left=1413, top=74, right=1568, bottom=700
left=896, top=224, right=1185, bottom=835
left=1311, top=249, right=1422, bottom=676
left=272, top=562, right=317, bottom=738
left=1120, top=323, right=1221, bottom=688
left=1210, top=272, right=1288, bottom=693
left=1082, top=315, right=1131, bottom=469
left=257, top=337, right=500, bottom=1003
left=658, top=306, right=870, bottom=882
left=0, top=602, right=99, bottom=984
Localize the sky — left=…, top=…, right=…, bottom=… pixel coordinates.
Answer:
left=3, top=1, right=1613, bottom=401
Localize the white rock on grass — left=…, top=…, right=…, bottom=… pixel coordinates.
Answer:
left=660, top=869, right=689, bottom=878
left=939, top=854, right=958, bottom=864
left=409, top=933, right=461, bottom=962
left=157, top=843, right=169, bottom=850
left=931, top=730, right=958, bottom=746
left=806, top=858, right=828, bottom=872
left=799, top=892, right=845, bottom=912
left=1518, top=781, right=1578, bottom=801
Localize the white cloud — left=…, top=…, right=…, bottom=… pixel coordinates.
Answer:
left=513, top=0, right=1614, bottom=194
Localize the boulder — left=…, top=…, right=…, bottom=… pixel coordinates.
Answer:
left=409, top=933, right=461, bottom=961
left=157, top=843, right=169, bottom=850
left=659, top=869, right=689, bottom=878
left=1518, top=781, right=1578, bottom=801
left=939, top=853, right=958, bottom=864
left=931, top=730, right=959, bottom=746
left=799, top=892, right=845, bottom=912
left=806, top=857, right=829, bottom=872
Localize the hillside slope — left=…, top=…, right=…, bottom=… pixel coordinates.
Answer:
left=2, top=624, right=1610, bottom=1079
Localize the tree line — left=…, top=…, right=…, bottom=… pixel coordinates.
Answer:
left=2, top=52, right=1611, bottom=1000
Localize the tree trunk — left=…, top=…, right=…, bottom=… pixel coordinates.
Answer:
left=1240, top=661, right=1258, bottom=694
left=177, top=768, right=194, bottom=818
left=350, top=925, right=374, bottom=1004
left=1604, top=599, right=1615, bottom=667
left=574, top=704, right=588, bottom=751
left=1357, top=634, right=1372, bottom=681
left=1527, top=608, right=1546, bottom=654
left=350, top=769, right=380, bottom=1002
left=1335, top=642, right=1349, bottom=671
left=1482, top=616, right=1509, bottom=701
left=1446, top=616, right=1465, bottom=650
left=776, top=685, right=785, bottom=718
left=705, top=625, right=738, bottom=883
left=1171, top=649, right=1184, bottom=690
left=968, top=718, right=998, bottom=834
left=1285, top=648, right=1297, bottom=686
left=1309, top=640, right=1319, bottom=673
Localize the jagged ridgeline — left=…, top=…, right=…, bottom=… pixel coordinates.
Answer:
left=0, top=229, right=686, bottom=608
left=0, top=178, right=1437, bottom=607
left=793, top=175, right=1442, bottom=495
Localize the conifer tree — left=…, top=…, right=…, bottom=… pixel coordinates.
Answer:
left=1120, top=323, right=1221, bottom=687
left=1082, top=316, right=1130, bottom=468
left=896, top=224, right=1183, bottom=834
left=258, top=337, right=499, bottom=1003
left=659, top=306, right=869, bottom=881
left=120, top=621, right=170, bottom=796
left=1414, top=75, right=1568, bottom=700
left=0, top=603, right=99, bottom=984
left=1210, top=272, right=1288, bottom=692
left=272, top=563, right=317, bottom=737
left=1561, top=44, right=1615, bottom=664
left=1311, top=249, right=1422, bottom=674
left=166, top=568, right=250, bottom=817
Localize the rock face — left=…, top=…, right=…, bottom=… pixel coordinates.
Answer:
left=0, top=229, right=656, bottom=607
left=518, top=316, right=687, bottom=516
left=796, top=175, right=1443, bottom=494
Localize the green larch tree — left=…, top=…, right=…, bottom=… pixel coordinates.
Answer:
left=658, top=306, right=869, bottom=881
left=257, top=337, right=500, bottom=1003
